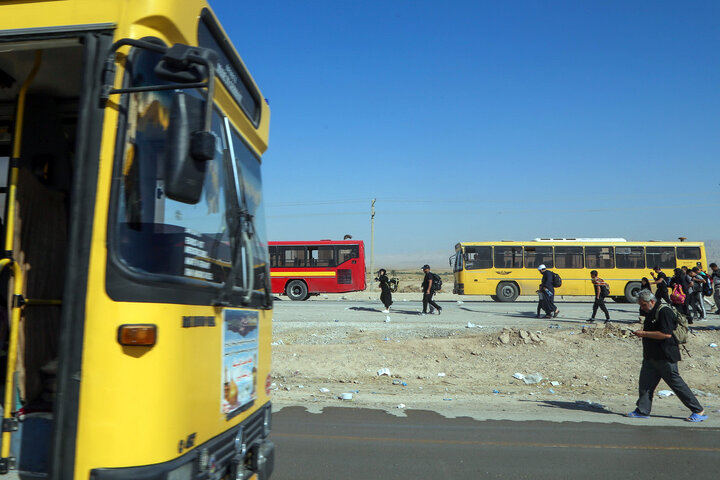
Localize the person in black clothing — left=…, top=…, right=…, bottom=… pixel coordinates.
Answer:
left=628, top=290, right=707, bottom=422
left=538, top=264, right=558, bottom=318
left=649, top=266, right=670, bottom=304
left=376, top=268, right=393, bottom=313
left=640, top=277, right=652, bottom=292
left=669, top=267, right=692, bottom=323
left=589, top=270, right=610, bottom=323
left=420, top=264, right=441, bottom=315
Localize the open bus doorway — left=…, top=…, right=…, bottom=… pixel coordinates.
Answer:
left=0, top=36, right=88, bottom=477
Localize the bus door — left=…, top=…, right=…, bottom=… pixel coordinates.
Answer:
left=0, top=28, right=113, bottom=477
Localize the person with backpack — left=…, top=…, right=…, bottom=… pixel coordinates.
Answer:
left=628, top=289, right=707, bottom=422
left=669, top=268, right=693, bottom=324
left=589, top=270, right=610, bottom=323
left=420, top=264, right=442, bottom=315
left=688, top=267, right=707, bottom=320
left=375, top=268, right=393, bottom=314
left=538, top=264, right=559, bottom=318
left=649, top=266, right=671, bottom=305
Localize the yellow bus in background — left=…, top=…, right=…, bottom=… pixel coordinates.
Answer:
left=451, top=239, right=707, bottom=303
left=0, top=1, right=274, bottom=479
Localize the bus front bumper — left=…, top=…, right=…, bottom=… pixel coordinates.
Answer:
left=90, top=404, right=274, bottom=480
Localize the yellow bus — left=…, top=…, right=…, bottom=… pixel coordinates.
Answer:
left=451, top=238, right=707, bottom=303
left=0, top=1, right=274, bottom=479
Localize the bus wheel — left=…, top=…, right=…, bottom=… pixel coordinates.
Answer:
left=490, top=295, right=500, bottom=302
left=496, top=282, right=519, bottom=302
left=286, top=280, right=308, bottom=301
left=624, top=282, right=641, bottom=303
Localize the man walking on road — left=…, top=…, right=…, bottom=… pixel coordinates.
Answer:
left=589, top=270, right=610, bottom=323
left=538, top=264, right=559, bottom=318
left=649, top=266, right=671, bottom=305
left=628, top=290, right=707, bottom=422
left=421, top=264, right=441, bottom=315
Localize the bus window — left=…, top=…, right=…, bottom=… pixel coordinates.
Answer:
left=309, top=245, right=336, bottom=267
left=646, top=246, right=676, bottom=268
left=616, top=246, right=645, bottom=269
left=677, top=246, right=701, bottom=260
left=554, top=246, right=583, bottom=268
left=586, top=246, right=614, bottom=269
left=494, top=245, right=522, bottom=269
left=465, top=246, right=492, bottom=270
left=283, top=246, right=307, bottom=267
left=337, top=245, right=359, bottom=263
left=524, top=246, right=553, bottom=269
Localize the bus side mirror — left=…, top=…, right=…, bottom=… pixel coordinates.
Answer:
left=164, top=91, right=215, bottom=204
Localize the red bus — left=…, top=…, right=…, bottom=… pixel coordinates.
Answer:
left=268, top=240, right=366, bottom=300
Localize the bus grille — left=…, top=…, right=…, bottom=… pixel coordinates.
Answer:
left=337, top=269, right=352, bottom=284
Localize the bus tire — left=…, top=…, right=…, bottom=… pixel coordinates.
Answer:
left=286, top=280, right=308, bottom=301
left=490, top=295, right=500, bottom=302
left=624, top=282, right=642, bottom=303
left=496, top=282, right=519, bottom=302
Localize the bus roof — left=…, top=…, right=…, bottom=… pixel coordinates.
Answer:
left=456, top=240, right=704, bottom=246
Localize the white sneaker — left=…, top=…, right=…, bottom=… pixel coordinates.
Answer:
left=382, top=309, right=389, bottom=313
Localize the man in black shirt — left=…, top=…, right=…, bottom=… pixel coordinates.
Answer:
left=538, top=264, right=559, bottom=318
left=649, top=266, right=670, bottom=304
left=628, top=290, right=707, bottom=422
left=420, top=264, right=441, bottom=315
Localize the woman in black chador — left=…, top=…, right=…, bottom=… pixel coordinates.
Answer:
left=376, top=268, right=393, bottom=313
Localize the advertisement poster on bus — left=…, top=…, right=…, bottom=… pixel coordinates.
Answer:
left=222, top=310, right=259, bottom=415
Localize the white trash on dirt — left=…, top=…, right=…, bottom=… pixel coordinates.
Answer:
left=437, top=372, right=446, bottom=377
left=397, top=403, right=406, bottom=409
left=657, top=390, right=674, bottom=397
left=467, top=322, right=476, bottom=328
left=550, top=381, right=560, bottom=386
left=319, top=387, right=330, bottom=393
left=710, top=343, right=718, bottom=348
left=512, top=373, right=525, bottom=380
left=339, top=393, right=353, bottom=400
left=385, top=316, right=391, bottom=323
left=522, top=373, right=543, bottom=385
left=377, top=368, right=391, bottom=376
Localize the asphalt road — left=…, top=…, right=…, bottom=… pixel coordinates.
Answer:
left=271, top=406, right=720, bottom=480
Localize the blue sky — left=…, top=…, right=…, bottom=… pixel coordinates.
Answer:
left=211, top=0, right=720, bottom=267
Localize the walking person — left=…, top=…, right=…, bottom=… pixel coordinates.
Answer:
left=649, top=266, right=671, bottom=305
left=628, top=290, right=707, bottom=422
left=710, top=263, right=720, bottom=314
left=535, top=284, right=547, bottom=318
left=375, top=268, right=393, bottom=313
left=589, top=270, right=610, bottom=323
left=420, top=264, right=441, bottom=315
left=669, top=268, right=692, bottom=323
left=640, top=277, right=652, bottom=292
left=538, top=264, right=559, bottom=318
left=688, top=267, right=706, bottom=320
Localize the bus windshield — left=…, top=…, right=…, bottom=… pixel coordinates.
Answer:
left=114, top=49, right=269, bottom=298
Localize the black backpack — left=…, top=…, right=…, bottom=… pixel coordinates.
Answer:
left=431, top=273, right=442, bottom=291
left=601, top=284, right=610, bottom=296
left=552, top=272, right=562, bottom=288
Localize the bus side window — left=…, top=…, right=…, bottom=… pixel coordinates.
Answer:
left=677, top=246, right=701, bottom=260
left=555, top=246, right=583, bottom=268
left=646, top=246, right=676, bottom=269
left=586, top=246, right=614, bottom=269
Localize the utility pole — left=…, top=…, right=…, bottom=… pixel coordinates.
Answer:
left=370, top=198, right=375, bottom=290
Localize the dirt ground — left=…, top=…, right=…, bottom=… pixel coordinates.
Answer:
left=270, top=276, right=720, bottom=425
